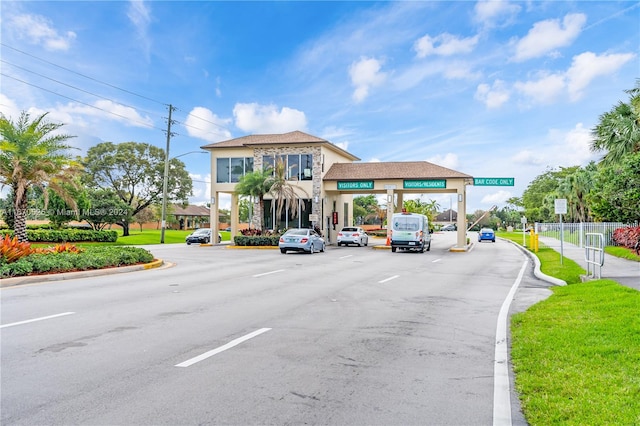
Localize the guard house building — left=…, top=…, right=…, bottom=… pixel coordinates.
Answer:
left=202, top=131, right=473, bottom=250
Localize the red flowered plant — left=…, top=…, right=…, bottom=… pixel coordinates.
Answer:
left=612, top=226, right=640, bottom=250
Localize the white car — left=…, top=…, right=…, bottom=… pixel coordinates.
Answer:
left=337, top=227, right=369, bottom=247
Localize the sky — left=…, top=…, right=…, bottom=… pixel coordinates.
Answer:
left=1, top=0, right=638, bottom=215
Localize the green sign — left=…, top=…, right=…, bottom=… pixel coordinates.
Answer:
left=337, top=180, right=374, bottom=190
left=473, top=177, right=514, bottom=186
left=403, top=179, right=446, bottom=189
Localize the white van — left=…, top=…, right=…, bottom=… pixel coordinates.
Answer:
left=390, top=211, right=432, bottom=253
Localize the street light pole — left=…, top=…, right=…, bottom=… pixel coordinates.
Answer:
left=160, top=105, right=175, bottom=244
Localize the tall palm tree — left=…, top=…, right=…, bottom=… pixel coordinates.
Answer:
left=268, top=158, right=308, bottom=230
left=591, top=81, right=640, bottom=165
left=235, top=167, right=273, bottom=231
left=0, top=111, right=80, bottom=241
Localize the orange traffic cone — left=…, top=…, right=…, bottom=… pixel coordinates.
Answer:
left=386, top=235, right=391, bottom=246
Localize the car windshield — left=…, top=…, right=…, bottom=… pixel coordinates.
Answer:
left=285, top=229, right=308, bottom=236
left=193, top=229, right=209, bottom=235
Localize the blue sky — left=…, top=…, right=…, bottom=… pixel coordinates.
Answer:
left=1, top=1, right=638, bottom=214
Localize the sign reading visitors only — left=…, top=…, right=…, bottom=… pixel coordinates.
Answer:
left=403, top=179, right=446, bottom=189
left=337, top=180, right=374, bottom=190
left=473, top=177, right=515, bottom=186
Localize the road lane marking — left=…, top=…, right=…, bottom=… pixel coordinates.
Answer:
left=493, top=261, right=527, bottom=426
left=0, top=312, right=76, bottom=329
left=253, top=270, right=284, bottom=278
left=175, top=328, right=272, bottom=368
left=378, top=275, right=399, bottom=283
left=432, top=258, right=442, bottom=263
left=340, top=255, right=353, bottom=259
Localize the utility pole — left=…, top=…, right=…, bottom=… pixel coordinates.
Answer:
left=160, top=104, right=176, bottom=244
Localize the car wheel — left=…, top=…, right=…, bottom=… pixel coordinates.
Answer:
left=204, top=237, right=210, bottom=244
left=309, top=244, right=315, bottom=254
left=364, top=240, right=368, bottom=247
left=186, top=242, right=191, bottom=245
left=280, top=248, right=286, bottom=254
left=320, top=243, right=325, bottom=252
left=391, top=247, right=397, bottom=253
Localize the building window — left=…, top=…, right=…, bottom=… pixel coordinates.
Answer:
left=216, top=157, right=254, bottom=183
left=262, top=154, right=313, bottom=180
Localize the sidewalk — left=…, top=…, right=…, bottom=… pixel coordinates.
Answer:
left=537, top=236, right=640, bottom=291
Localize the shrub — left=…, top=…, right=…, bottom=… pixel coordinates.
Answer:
left=234, top=235, right=280, bottom=246
left=0, top=235, right=35, bottom=263
left=0, top=229, right=118, bottom=243
left=0, top=246, right=154, bottom=278
left=612, top=226, right=640, bottom=249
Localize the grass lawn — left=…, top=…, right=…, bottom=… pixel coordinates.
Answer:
left=497, top=231, right=640, bottom=425
left=112, top=229, right=231, bottom=245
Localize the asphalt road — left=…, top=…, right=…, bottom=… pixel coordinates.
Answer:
left=1, top=233, right=550, bottom=425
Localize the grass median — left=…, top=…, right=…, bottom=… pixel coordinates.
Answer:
left=498, top=232, right=640, bottom=425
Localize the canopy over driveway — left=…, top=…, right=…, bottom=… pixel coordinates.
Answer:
left=323, top=161, right=473, bottom=251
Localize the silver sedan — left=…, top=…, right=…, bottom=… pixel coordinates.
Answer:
left=279, top=228, right=326, bottom=254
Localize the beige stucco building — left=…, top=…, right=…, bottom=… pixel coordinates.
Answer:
left=202, top=131, right=473, bottom=250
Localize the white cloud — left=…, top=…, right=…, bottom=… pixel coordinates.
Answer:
left=481, top=190, right=512, bottom=205
left=427, top=153, right=459, bottom=170
left=513, top=13, right=586, bottom=62
left=349, top=57, right=387, bottom=103
left=334, top=141, right=350, bottom=152
left=474, top=0, right=521, bottom=28
left=233, top=103, right=307, bottom=134
left=66, top=100, right=155, bottom=128
left=0, top=95, right=21, bottom=121
left=511, top=149, right=544, bottom=165
left=566, top=51, right=636, bottom=101
left=548, top=123, right=598, bottom=166
left=414, top=33, right=479, bottom=58
left=475, top=80, right=510, bottom=108
left=184, top=107, right=232, bottom=143
left=7, top=13, right=76, bottom=51
left=513, top=73, right=566, bottom=105
left=127, top=0, right=152, bottom=59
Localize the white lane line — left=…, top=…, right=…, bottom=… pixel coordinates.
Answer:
left=0, top=312, right=76, bottom=329
left=378, top=275, right=399, bottom=284
left=175, top=328, right=272, bottom=368
left=253, top=269, right=284, bottom=278
left=340, top=255, right=354, bottom=259
left=432, top=258, right=442, bottom=263
left=493, top=261, right=527, bottom=426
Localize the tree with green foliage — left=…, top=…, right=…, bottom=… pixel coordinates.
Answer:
left=80, top=189, right=132, bottom=230
left=268, top=157, right=309, bottom=229
left=0, top=111, right=81, bottom=241
left=133, top=206, right=156, bottom=232
left=46, top=183, right=90, bottom=228
left=588, top=152, right=640, bottom=223
left=591, top=80, right=640, bottom=166
left=354, top=195, right=381, bottom=225
left=235, top=168, right=273, bottom=231
left=82, top=141, right=192, bottom=236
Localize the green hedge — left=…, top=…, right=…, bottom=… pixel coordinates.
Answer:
left=0, top=246, right=154, bottom=278
left=0, top=229, right=118, bottom=242
left=233, top=235, right=280, bottom=246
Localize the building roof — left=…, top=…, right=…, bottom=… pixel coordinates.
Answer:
left=200, top=130, right=360, bottom=161
left=323, top=161, right=472, bottom=181
left=435, top=209, right=458, bottom=222
left=171, top=204, right=210, bottom=216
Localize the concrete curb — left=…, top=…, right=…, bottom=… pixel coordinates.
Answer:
left=502, top=238, right=567, bottom=286
left=0, top=258, right=165, bottom=288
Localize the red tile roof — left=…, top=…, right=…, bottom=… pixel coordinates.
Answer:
left=323, top=161, right=472, bottom=180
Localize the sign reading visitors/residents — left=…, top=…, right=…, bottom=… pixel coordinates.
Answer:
left=337, top=180, right=374, bottom=190
left=403, top=179, right=446, bottom=189
left=473, top=177, right=515, bottom=186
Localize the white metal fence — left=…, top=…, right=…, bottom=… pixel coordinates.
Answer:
left=534, top=222, right=638, bottom=247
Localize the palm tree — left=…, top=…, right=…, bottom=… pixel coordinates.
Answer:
left=0, top=111, right=80, bottom=241
left=268, top=158, right=308, bottom=230
left=591, top=81, right=640, bottom=165
left=235, top=167, right=273, bottom=231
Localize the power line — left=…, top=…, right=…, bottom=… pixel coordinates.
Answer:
left=1, top=72, right=167, bottom=132
left=1, top=59, right=164, bottom=121
left=1, top=42, right=168, bottom=107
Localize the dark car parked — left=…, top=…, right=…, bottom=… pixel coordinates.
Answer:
left=186, top=228, right=222, bottom=245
